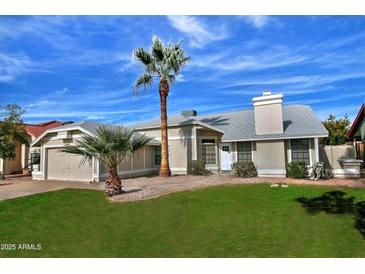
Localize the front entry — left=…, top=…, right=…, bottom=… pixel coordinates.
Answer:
left=220, top=144, right=232, bottom=171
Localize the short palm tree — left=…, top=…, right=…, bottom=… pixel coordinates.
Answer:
left=62, top=126, right=153, bottom=196
left=134, top=36, right=191, bottom=176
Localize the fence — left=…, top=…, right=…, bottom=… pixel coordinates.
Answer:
left=319, top=144, right=355, bottom=169
left=319, top=144, right=363, bottom=178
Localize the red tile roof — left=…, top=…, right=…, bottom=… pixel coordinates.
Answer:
left=25, top=121, right=65, bottom=138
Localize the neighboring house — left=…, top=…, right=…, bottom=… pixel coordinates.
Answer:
left=347, top=103, right=365, bottom=161
left=30, top=91, right=328, bottom=182
left=0, top=121, right=65, bottom=175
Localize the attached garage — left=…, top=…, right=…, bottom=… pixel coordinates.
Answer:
left=46, top=148, right=92, bottom=181
left=30, top=121, right=160, bottom=182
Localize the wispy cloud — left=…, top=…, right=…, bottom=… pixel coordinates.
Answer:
left=192, top=47, right=306, bottom=72
left=242, top=16, right=271, bottom=29
left=287, top=90, right=365, bottom=105
left=167, top=16, right=229, bottom=48
left=0, top=52, right=38, bottom=82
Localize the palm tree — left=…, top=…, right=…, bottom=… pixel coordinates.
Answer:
left=62, top=126, right=152, bottom=196
left=134, top=36, right=191, bottom=177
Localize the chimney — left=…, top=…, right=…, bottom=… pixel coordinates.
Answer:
left=181, top=110, right=197, bottom=117
left=252, top=90, right=284, bottom=135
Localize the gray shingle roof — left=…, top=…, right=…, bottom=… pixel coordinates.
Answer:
left=131, top=105, right=328, bottom=141
left=44, top=121, right=160, bottom=145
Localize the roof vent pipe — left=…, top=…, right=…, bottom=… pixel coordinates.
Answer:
left=181, top=110, right=198, bottom=117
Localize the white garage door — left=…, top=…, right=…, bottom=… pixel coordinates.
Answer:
left=46, top=148, right=92, bottom=181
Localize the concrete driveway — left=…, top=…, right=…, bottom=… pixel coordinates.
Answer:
left=0, top=179, right=104, bottom=201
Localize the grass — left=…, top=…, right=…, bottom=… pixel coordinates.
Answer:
left=1, top=184, right=365, bottom=257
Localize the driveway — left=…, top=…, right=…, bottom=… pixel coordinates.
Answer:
left=0, top=179, right=104, bottom=201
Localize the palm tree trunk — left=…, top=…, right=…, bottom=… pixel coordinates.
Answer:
left=159, top=78, right=172, bottom=177
left=105, top=166, right=122, bottom=196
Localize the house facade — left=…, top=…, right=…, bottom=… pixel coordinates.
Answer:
left=133, top=91, right=328, bottom=177
left=30, top=91, right=328, bottom=182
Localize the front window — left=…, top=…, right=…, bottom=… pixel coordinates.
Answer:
left=237, top=142, right=252, bottom=162
left=154, top=146, right=161, bottom=166
left=30, top=152, right=41, bottom=172
left=30, top=152, right=41, bottom=165
left=201, top=139, right=216, bottom=165
left=291, top=139, right=310, bottom=165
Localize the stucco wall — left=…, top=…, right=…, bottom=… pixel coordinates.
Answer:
left=2, top=141, right=22, bottom=175
left=137, top=125, right=194, bottom=174
left=255, top=140, right=286, bottom=177
left=254, top=103, right=283, bottom=135
left=100, top=145, right=156, bottom=177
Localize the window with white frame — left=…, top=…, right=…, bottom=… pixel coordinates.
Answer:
left=201, top=139, right=216, bottom=165
left=291, top=139, right=310, bottom=165
left=237, top=142, right=252, bottom=162
left=154, top=146, right=161, bottom=166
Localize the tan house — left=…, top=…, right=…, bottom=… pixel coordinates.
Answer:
left=0, top=121, right=64, bottom=176
left=30, top=91, right=328, bottom=182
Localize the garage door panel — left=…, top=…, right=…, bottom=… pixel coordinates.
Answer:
left=47, top=148, right=92, bottom=181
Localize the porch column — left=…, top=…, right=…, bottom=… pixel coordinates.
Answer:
left=192, top=126, right=197, bottom=160
left=314, top=137, right=320, bottom=163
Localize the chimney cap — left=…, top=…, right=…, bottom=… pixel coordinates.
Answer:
left=263, top=90, right=272, bottom=96
left=252, top=92, right=283, bottom=106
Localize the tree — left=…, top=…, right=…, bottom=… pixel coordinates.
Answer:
left=62, top=126, right=152, bottom=196
left=322, top=114, right=351, bottom=145
left=0, top=104, right=27, bottom=160
left=133, top=36, right=191, bottom=176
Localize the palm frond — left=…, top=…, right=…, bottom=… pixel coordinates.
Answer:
left=133, top=74, right=153, bottom=94
left=62, top=126, right=154, bottom=169
left=134, top=48, right=152, bottom=66
left=151, top=36, right=164, bottom=62
left=61, top=145, right=93, bottom=166
left=133, top=36, right=191, bottom=90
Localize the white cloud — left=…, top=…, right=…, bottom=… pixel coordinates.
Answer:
left=220, top=72, right=365, bottom=90
left=54, top=87, right=69, bottom=96
left=0, top=52, right=36, bottom=82
left=242, top=16, right=270, bottom=29
left=167, top=16, right=228, bottom=48
left=192, top=48, right=306, bottom=72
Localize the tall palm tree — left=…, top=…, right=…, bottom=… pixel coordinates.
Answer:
left=62, top=126, right=152, bottom=196
left=134, top=36, right=191, bottom=177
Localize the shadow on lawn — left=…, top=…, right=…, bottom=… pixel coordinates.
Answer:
left=296, top=191, right=365, bottom=238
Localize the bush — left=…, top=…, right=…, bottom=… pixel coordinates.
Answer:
left=0, top=172, right=4, bottom=181
left=187, top=160, right=210, bottom=176
left=232, top=161, right=257, bottom=178
left=287, top=161, right=309, bottom=179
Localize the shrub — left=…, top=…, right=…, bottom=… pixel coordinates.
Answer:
left=286, top=161, right=308, bottom=179
left=0, top=172, right=4, bottom=181
left=231, top=161, right=257, bottom=178
left=187, top=160, right=210, bottom=176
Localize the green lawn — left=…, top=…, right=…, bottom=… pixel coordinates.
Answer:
left=1, top=184, right=365, bottom=257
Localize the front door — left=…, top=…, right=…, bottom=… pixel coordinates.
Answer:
left=220, top=144, right=232, bottom=171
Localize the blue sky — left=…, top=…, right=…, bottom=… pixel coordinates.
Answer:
left=0, top=15, right=364, bottom=125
